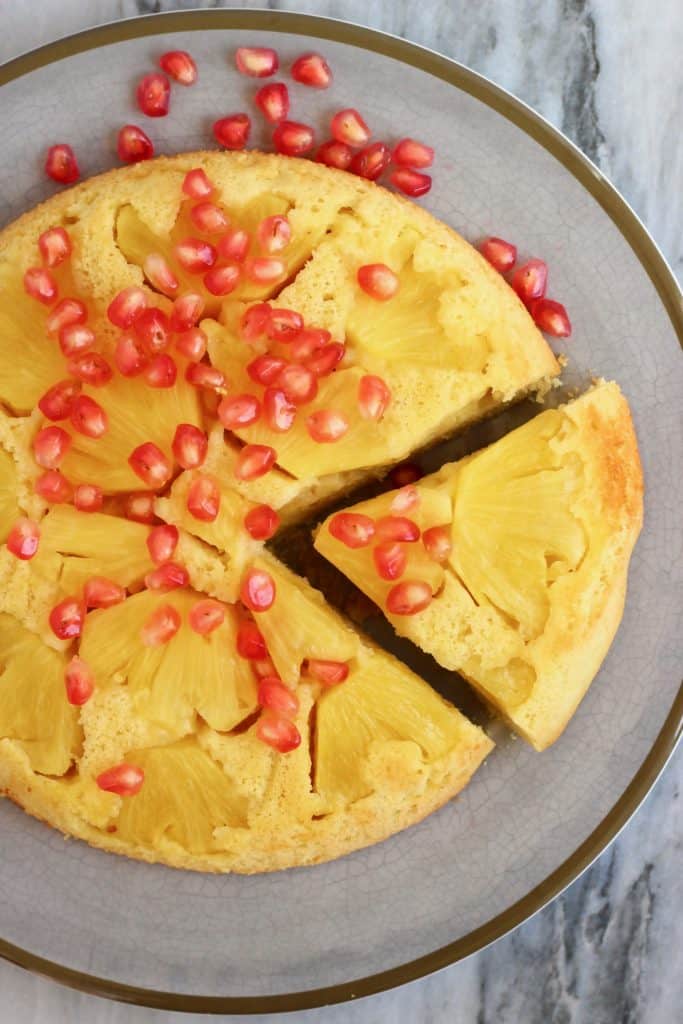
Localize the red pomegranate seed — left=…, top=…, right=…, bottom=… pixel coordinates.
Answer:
left=96, top=763, right=144, bottom=796
left=234, top=444, right=276, bottom=481
left=276, top=363, right=318, bottom=405
left=373, top=541, right=407, bottom=581
left=351, top=142, right=391, bottom=181
left=68, top=352, right=113, bottom=387
left=273, top=120, right=315, bottom=156
left=129, top=442, right=172, bottom=488
left=263, top=388, right=296, bottom=433
left=38, top=379, right=81, bottom=421
left=6, top=518, right=40, bottom=560
left=59, top=324, right=95, bottom=360
left=190, top=202, right=229, bottom=234
left=390, top=167, right=432, bottom=197
left=187, top=474, right=220, bottom=522
left=331, top=108, right=371, bottom=147
left=289, top=327, right=330, bottom=361
left=35, top=469, right=72, bottom=504
left=172, top=423, right=208, bottom=469
left=257, top=215, right=291, bottom=255
left=108, top=287, right=147, bottom=329
left=70, top=395, right=108, bottom=438
left=188, top=599, right=226, bottom=635
left=117, top=124, right=154, bottom=163
left=144, top=353, right=177, bottom=388
left=266, top=308, right=303, bottom=342
left=185, top=362, right=228, bottom=393
left=49, top=596, right=85, bottom=640
left=143, top=253, right=179, bottom=296
left=203, top=264, right=241, bottom=296
left=357, top=263, right=399, bottom=301
left=147, top=523, right=179, bottom=564
left=174, top=238, right=217, bottom=273
left=144, top=562, right=189, bottom=592
left=258, top=677, right=299, bottom=715
left=358, top=374, right=391, bottom=420
left=306, top=409, right=348, bottom=443
left=114, top=333, right=148, bottom=377
left=255, top=82, right=290, bottom=123
left=389, top=462, right=423, bottom=488
left=529, top=298, right=572, bottom=338
left=45, top=143, right=79, bottom=184
left=245, top=257, right=285, bottom=284
left=511, top=258, right=548, bottom=304
left=291, top=52, right=332, bottom=89
left=141, top=604, right=181, bottom=646
left=175, top=327, right=207, bottom=362
left=391, top=137, right=434, bottom=169
left=73, top=483, right=103, bottom=512
left=305, top=659, right=350, bottom=686
left=213, top=114, right=251, bottom=150
left=240, top=302, right=271, bottom=341
left=33, top=426, right=71, bottom=469
left=159, top=50, right=197, bottom=85
left=328, top=512, right=375, bottom=548
left=304, top=341, right=345, bottom=377
left=316, top=139, right=353, bottom=170
left=171, top=292, right=204, bottom=331
left=84, top=576, right=126, bottom=609
left=244, top=504, right=280, bottom=540
left=136, top=72, right=170, bottom=117
left=240, top=567, right=276, bottom=611
left=256, top=713, right=301, bottom=753
left=124, top=491, right=156, bottom=524
left=247, top=353, right=287, bottom=386
left=422, top=525, right=452, bottom=564
left=134, top=308, right=171, bottom=354
left=217, top=393, right=260, bottom=430
left=235, top=46, right=279, bottom=77
left=47, top=298, right=87, bottom=335
left=252, top=656, right=277, bottom=679
left=376, top=515, right=420, bottom=543
left=23, top=267, right=58, bottom=305
left=386, top=579, right=432, bottom=615
left=38, top=227, right=71, bottom=268
left=236, top=619, right=266, bottom=659
left=182, top=169, right=213, bottom=199
left=479, top=237, right=517, bottom=273
left=64, top=655, right=94, bottom=706
left=217, top=228, right=250, bottom=263
left=390, top=484, right=419, bottom=514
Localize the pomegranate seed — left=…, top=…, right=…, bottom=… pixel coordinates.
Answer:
left=84, top=576, right=126, bottom=609
left=235, top=47, right=279, bottom=77
left=143, top=253, right=179, bottom=296
left=252, top=656, right=277, bottom=679
left=218, top=393, right=261, bottom=429
left=291, top=52, right=332, bottom=89
left=529, top=298, right=572, bottom=338
left=70, top=396, right=108, bottom=439
left=124, top=491, right=156, bottom=524
left=171, top=292, right=205, bottom=331
left=289, top=327, right=330, bottom=361
left=44, top=143, right=79, bottom=184
left=114, top=333, right=148, bottom=377
left=511, top=258, right=548, bottom=304
left=134, top=308, right=171, bottom=354
left=390, top=484, right=420, bottom=514
left=144, top=562, right=189, bottom=592
left=108, top=287, right=147, bottom=329
left=144, top=353, right=177, bottom=388
left=263, top=388, right=296, bottom=433
left=190, top=202, right=229, bottom=235
left=174, top=238, right=217, bottom=273
left=257, top=216, right=291, bottom=255
left=276, top=363, right=318, bottom=405
left=96, top=763, right=144, bottom=796
left=38, top=227, right=71, bottom=268
left=256, top=713, right=301, bottom=753
left=258, top=677, right=299, bottom=715
left=172, top=423, right=208, bottom=469
left=392, top=137, right=434, bottom=169
left=73, top=483, right=103, bottom=512
left=47, top=298, right=87, bottom=335
left=159, top=50, right=197, bottom=85
left=117, top=124, right=154, bottom=163
left=305, top=659, right=350, bottom=686
left=185, top=363, right=227, bottom=393
left=351, top=142, right=391, bottom=181
left=390, top=167, right=432, bottom=197
left=244, top=504, right=280, bottom=540
left=203, top=264, right=241, bottom=296
left=331, top=109, right=371, bottom=147
left=328, top=512, right=375, bottom=548
left=240, top=302, right=271, bottom=342
left=33, top=426, right=71, bottom=469
left=376, top=515, right=420, bottom=543
left=182, top=169, right=213, bottom=199
left=141, top=604, right=181, bottom=646
left=64, top=656, right=94, bottom=706
left=479, top=237, right=517, bottom=273
left=273, top=121, right=315, bottom=156
left=357, top=263, right=399, bottom=301
left=255, top=82, right=290, bottom=123
left=213, top=114, right=251, bottom=150
left=6, top=518, right=40, bottom=560
left=68, top=352, right=113, bottom=387
left=304, top=341, right=345, bottom=377
left=316, top=139, right=353, bottom=170
left=38, top=379, right=81, bottom=421
left=175, top=327, right=207, bottom=362
left=61, top=327, right=96, bottom=366
left=187, top=474, right=220, bottom=522
left=136, top=72, right=170, bottom=117
left=49, top=596, right=85, bottom=640
left=217, top=228, right=250, bottom=263
left=422, top=525, right=452, bottom=564
left=147, top=523, right=179, bottom=564
left=240, top=567, right=276, bottom=612
left=129, top=442, right=172, bottom=488
left=234, top=444, right=276, bottom=481
left=247, top=353, right=287, bottom=386
left=35, top=469, right=72, bottom=504
left=23, top=267, right=58, bottom=305
left=267, top=307, right=303, bottom=342
left=358, top=374, right=391, bottom=420
left=389, top=462, right=423, bottom=488
left=236, top=619, right=266, bottom=659
left=386, top=580, right=432, bottom=615
left=188, top=599, right=226, bottom=635
left=306, top=409, right=348, bottom=443
left=245, top=257, right=285, bottom=284
left=373, top=541, right=407, bottom=581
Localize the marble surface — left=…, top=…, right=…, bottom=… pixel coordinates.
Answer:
left=0, top=1, right=680, bottom=1022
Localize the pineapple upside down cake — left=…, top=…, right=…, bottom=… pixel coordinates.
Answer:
left=0, top=152, right=641, bottom=872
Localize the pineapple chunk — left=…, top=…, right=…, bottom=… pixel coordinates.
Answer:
left=40, top=506, right=152, bottom=592
left=0, top=447, right=19, bottom=541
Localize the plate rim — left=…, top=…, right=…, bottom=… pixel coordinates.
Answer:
left=0, top=8, right=681, bottom=1015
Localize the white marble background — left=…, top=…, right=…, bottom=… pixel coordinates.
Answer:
left=0, top=1, right=681, bottom=1022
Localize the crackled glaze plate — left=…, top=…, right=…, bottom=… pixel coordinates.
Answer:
left=0, top=10, right=680, bottom=1014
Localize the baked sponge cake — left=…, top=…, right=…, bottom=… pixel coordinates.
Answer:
left=315, top=382, right=643, bottom=750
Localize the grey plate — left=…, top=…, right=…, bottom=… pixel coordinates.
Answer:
left=0, top=10, right=680, bottom=1015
